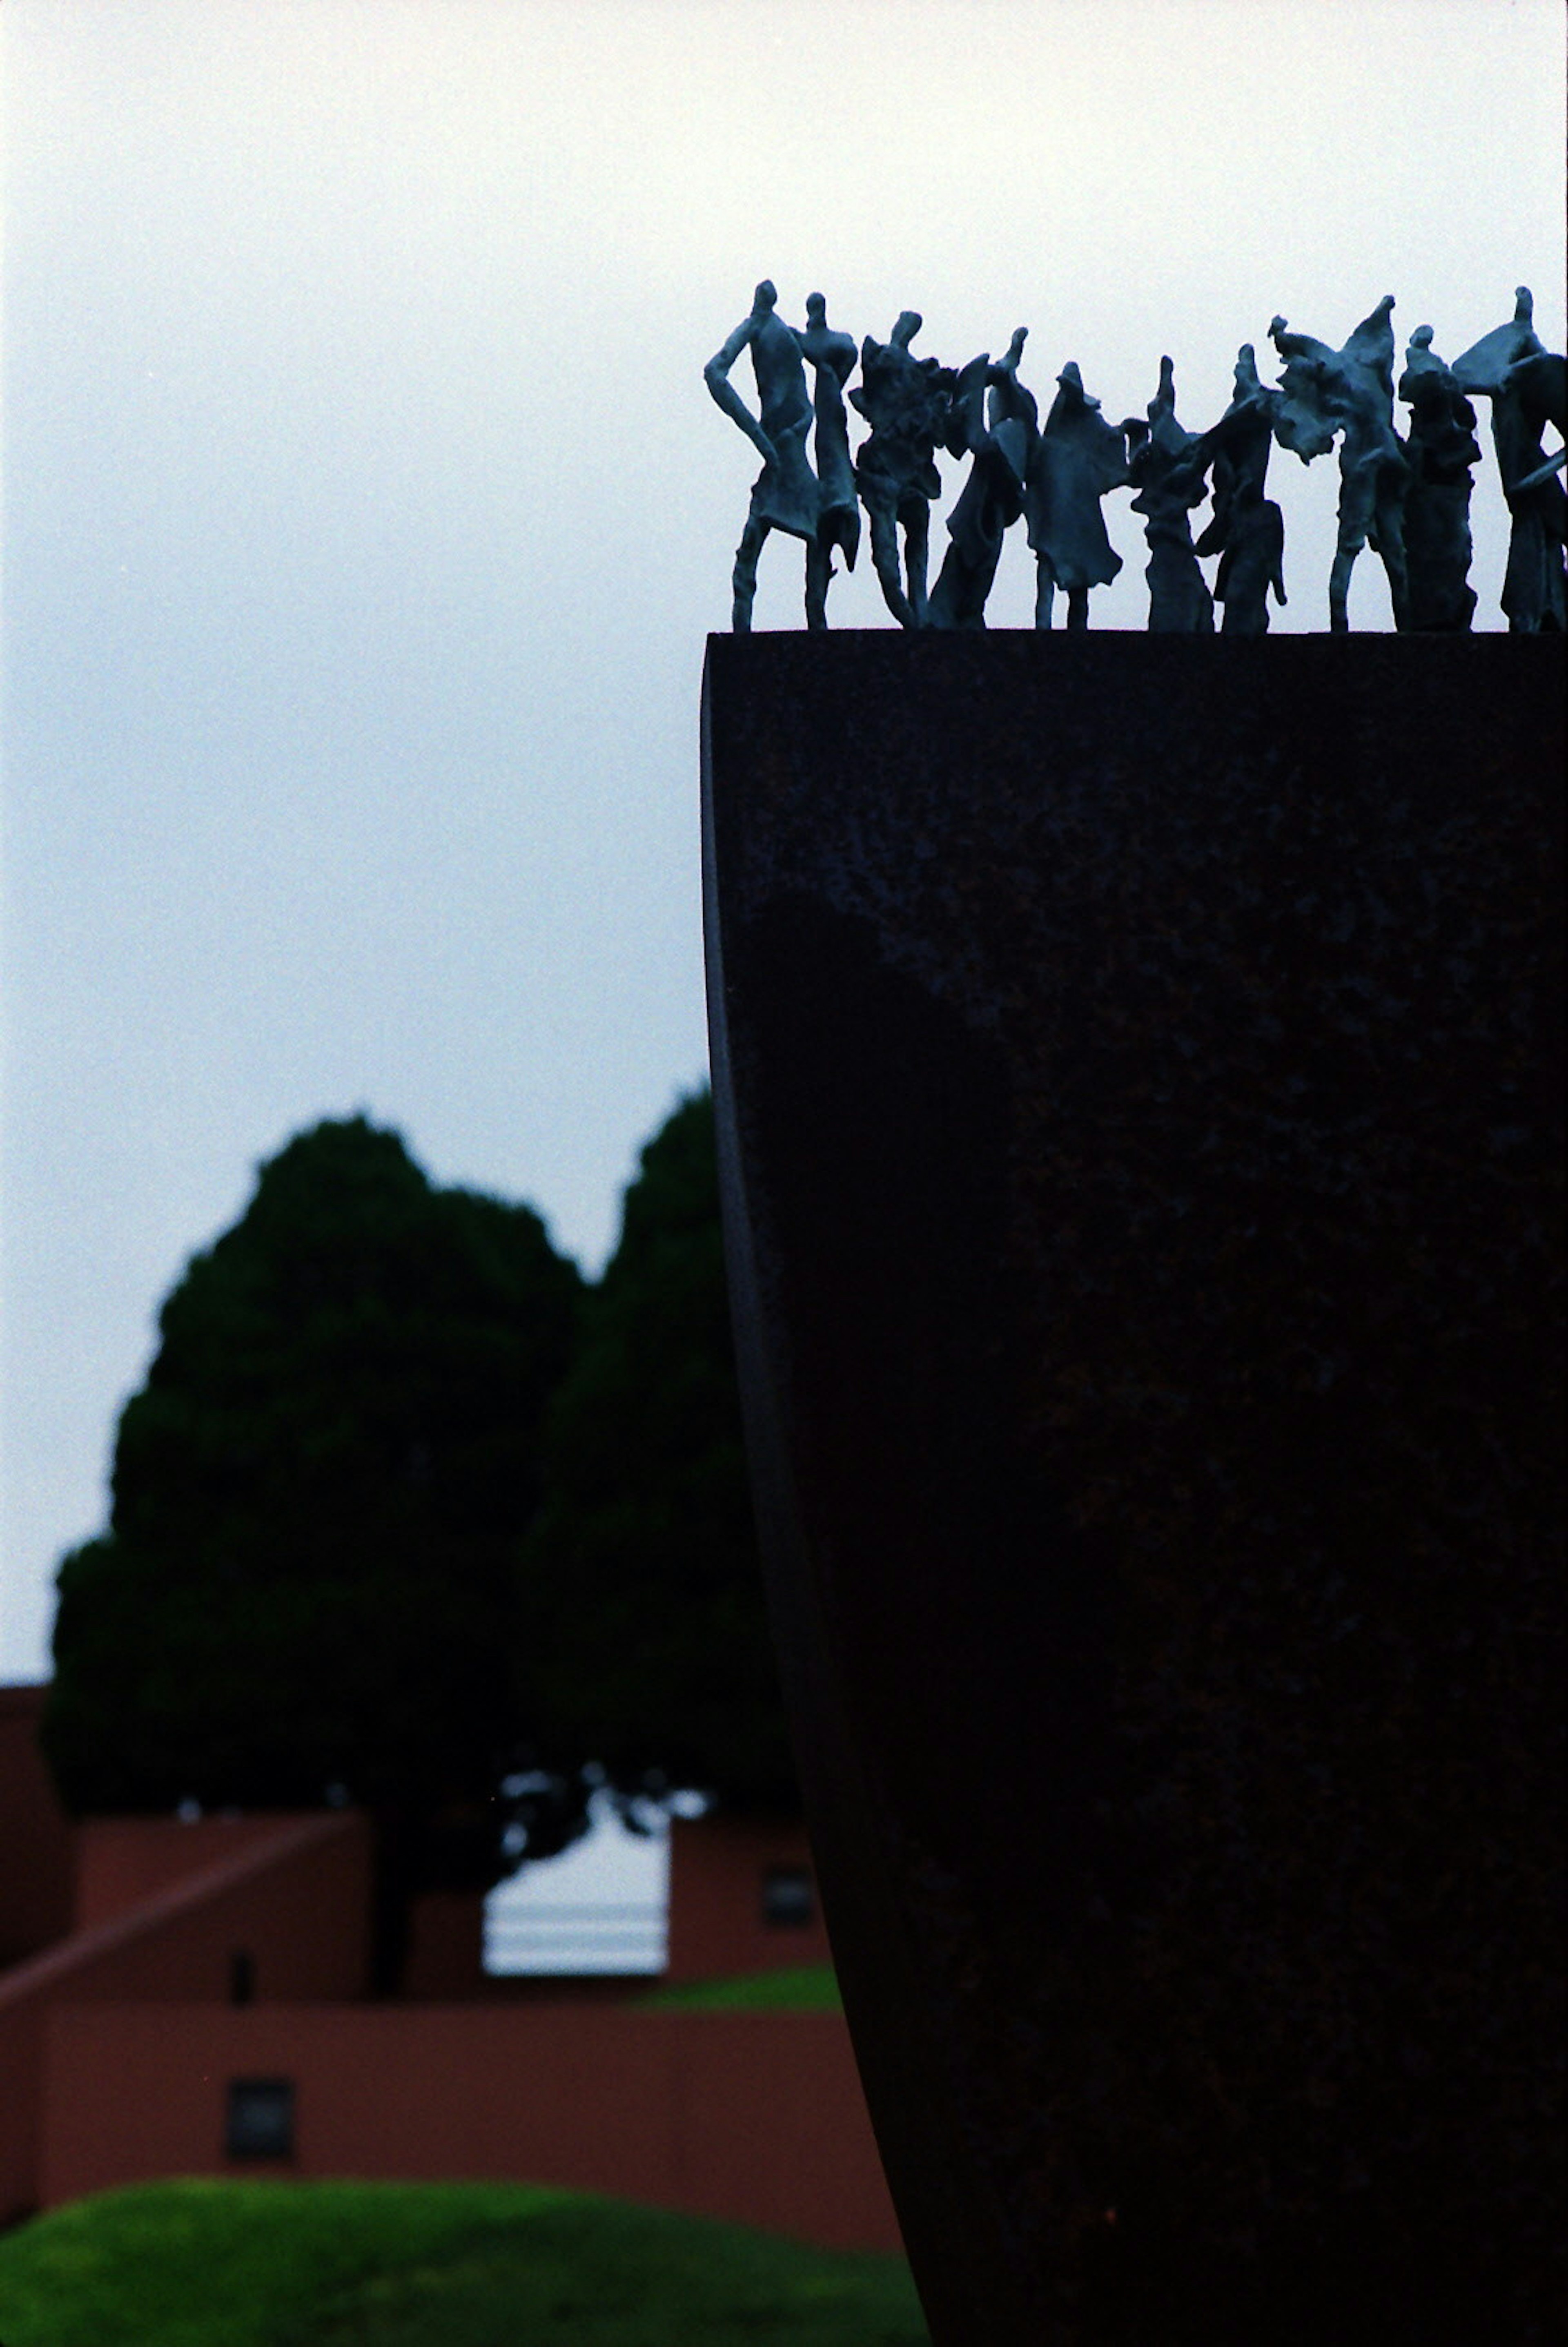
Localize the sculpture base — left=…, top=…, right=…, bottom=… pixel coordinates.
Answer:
left=703, top=633, right=1564, bottom=2347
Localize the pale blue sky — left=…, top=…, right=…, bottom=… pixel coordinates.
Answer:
left=3, top=0, right=1564, bottom=1681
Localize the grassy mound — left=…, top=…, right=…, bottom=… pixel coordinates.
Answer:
left=636, top=1962, right=843, bottom=2010
left=0, top=2177, right=926, bottom=2345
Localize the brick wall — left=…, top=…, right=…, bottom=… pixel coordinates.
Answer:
left=0, top=1813, right=370, bottom=2220
left=0, top=1687, right=74, bottom=1967
left=39, top=2002, right=901, bottom=2251
left=665, top=1814, right=835, bottom=1983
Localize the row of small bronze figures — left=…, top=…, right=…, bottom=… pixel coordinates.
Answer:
left=705, top=282, right=1566, bottom=635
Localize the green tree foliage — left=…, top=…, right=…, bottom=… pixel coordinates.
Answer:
left=43, top=1094, right=796, bottom=1982
left=510, top=1089, right=797, bottom=1837
left=43, top=1117, right=581, bottom=1983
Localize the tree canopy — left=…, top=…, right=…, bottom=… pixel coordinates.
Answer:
left=44, top=1092, right=796, bottom=1982
left=44, top=1116, right=582, bottom=1979
left=509, top=1088, right=797, bottom=1841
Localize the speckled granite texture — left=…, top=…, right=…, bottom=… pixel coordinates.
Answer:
left=702, top=633, right=1564, bottom=2347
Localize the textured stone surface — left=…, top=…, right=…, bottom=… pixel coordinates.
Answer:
left=702, top=632, right=1564, bottom=2347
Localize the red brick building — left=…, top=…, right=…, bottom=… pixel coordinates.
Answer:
left=665, top=1810, right=834, bottom=1983
left=0, top=1685, right=895, bottom=2249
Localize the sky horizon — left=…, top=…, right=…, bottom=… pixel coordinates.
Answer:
left=3, top=0, right=1564, bottom=1683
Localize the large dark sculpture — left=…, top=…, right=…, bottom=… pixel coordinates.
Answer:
left=927, top=328, right=1033, bottom=630
left=1398, top=327, right=1481, bottom=632
left=850, top=310, right=956, bottom=629
left=1123, top=355, right=1214, bottom=633
left=1270, top=296, right=1412, bottom=631
left=705, top=280, right=859, bottom=631
left=1453, top=287, right=1567, bottom=632
left=1024, top=361, right=1130, bottom=629
left=704, top=628, right=1564, bottom=2346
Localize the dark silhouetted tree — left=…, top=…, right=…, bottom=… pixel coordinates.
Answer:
left=43, top=1116, right=582, bottom=1990
left=509, top=1088, right=796, bottom=1845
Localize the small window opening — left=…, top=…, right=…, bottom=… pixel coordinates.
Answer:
left=225, top=2077, right=295, bottom=2160
left=762, top=1864, right=815, bottom=1928
left=229, top=1949, right=256, bottom=2006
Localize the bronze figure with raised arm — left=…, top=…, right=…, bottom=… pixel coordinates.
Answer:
left=1453, top=288, right=1566, bottom=633
left=850, top=310, right=957, bottom=628
left=1123, top=355, right=1215, bottom=633
left=1183, top=344, right=1289, bottom=636
left=1269, top=296, right=1411, bottom=632
left=927, top=327, right=1033, bottom=629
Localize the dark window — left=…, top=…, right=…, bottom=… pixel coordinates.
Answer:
left=761, top=1865, right=815, bottom=1928
left=229, top=1949, right=256, bottom=2006
left=225, top=2077, right=295, bottom=2160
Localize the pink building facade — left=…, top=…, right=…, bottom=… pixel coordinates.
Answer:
left=0, top=1687, right=898, bottom=2251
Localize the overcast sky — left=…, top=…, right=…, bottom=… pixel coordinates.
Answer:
left=2, top=0, right=1564, bottom=1685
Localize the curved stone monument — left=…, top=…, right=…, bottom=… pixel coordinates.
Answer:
left=703, top=629, right=1564, bottom=2347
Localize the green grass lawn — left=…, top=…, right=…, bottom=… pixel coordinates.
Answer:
left=0, top=2178, right=927, bottom=2347
left=635, top=1962, right=843, bottom=2010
